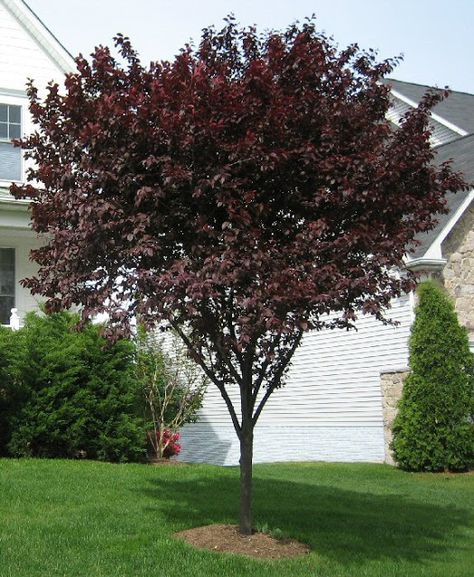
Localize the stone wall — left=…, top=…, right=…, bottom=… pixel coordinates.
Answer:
left=380, top=369, right=409, bottom=465
left=442, top=203, right=474, bottom=340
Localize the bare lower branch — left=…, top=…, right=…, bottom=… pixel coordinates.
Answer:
left=251, top=333, right=281, bottom=407
left=252, top=331, right=303, bottom=426
left=171, top=321, right=242, bottom=436
left=224, top=290, right=244, bottom=366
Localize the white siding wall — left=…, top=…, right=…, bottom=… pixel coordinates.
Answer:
left=0, top=1, right=67, bottom=93
left=179, top=296, right=412, bottom=465
left=0, top=1, right=72, bottom=189
left=0, top=0, right=72, bottom=324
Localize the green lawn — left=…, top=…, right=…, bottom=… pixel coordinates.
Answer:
left=0, top=459, right=472, bottom=577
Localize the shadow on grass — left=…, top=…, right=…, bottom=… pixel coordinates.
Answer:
left=140, top=470, right=472, bottom=565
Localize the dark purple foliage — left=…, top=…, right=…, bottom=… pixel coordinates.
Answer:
left=12, top=17, right=467, bottom=533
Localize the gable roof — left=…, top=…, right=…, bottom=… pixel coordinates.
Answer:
left=1, top=0, right=74, bottom=75
left=0, top=0, right=75, bottom=199
left=384, top=79, right=474, bottom=262
left=386, top=79, right=474, bottom=134
left=410, top=134, right=474, bottom=259
left=19, top=0, right=73, bottom=62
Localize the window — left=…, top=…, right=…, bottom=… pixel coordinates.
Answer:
left=0, top=248, right=15, bottom=325
left=0, top=104, right=22, bottom=181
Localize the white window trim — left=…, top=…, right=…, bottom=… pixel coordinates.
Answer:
left=0, top=103, right=23, bottom=185
left=0, top=90, right=29, bottom=187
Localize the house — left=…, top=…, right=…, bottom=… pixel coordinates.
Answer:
left=0, top=0, right=74, bottom=327
left=1, top=1, right=472, bottom=466
left=178, top=80, right=474, bottom=466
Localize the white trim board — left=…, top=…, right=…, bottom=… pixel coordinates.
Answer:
left=390, top=88, right=468, bottom=137
left=2, top=0, right=75, bottom=74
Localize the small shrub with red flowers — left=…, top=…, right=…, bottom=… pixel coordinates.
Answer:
left=137, top=328, right=206, bottom=460
left=147, top=429, right=181, bottom=459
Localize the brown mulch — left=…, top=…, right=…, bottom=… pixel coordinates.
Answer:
left=148, top=458, right=188, bottom=466
left=175, top=524, right=311, bottom=560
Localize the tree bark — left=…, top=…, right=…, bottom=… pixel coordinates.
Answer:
left=239, top=420, right=254, bottom=535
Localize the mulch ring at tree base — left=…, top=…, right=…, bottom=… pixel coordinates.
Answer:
left=175, top=524, right=311, bottom=559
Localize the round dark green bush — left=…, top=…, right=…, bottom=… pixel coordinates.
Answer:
left=4, top=312, right=147, bottom=462
left=392, top=280, right=474, bottom=472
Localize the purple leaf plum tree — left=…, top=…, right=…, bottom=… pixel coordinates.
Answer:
left=12, top=18, right=467, bottom=534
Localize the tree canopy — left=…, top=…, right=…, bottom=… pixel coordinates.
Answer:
left=12, top=17, right=467, bottom=533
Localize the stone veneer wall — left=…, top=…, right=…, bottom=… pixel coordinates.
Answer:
left=442, top=203, right=474, bottom=341
left=380, top=369, right=409, bottom=465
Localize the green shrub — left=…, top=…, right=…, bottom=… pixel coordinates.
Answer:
left=136, top=328, right=206, bottom=459
left=5, top=312, right=146, bottom=462
left=392, top=280, right=474, bottom=471
left=0, top=326, right=28, bottom=455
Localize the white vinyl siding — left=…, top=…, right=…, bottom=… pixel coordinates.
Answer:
left=0, top=1, right=68, bottom=93
left=0, top=0, right=73, bottom=188
left=179, top=295, right=412, bottom=465
left=0, top=0, right=74, bottom=328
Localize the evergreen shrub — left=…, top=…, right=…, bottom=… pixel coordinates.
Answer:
left=0, top=326, right=28, bottom=455
left=392, top=280, right=474, bottom=471
left=3, top=312, right=146, bottom=462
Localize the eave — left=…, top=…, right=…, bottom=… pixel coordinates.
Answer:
left=405, top=187, right=474, bottom=268
left=2, top=0, right=75, bottom=74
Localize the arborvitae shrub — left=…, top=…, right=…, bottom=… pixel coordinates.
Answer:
left=392, top=280, right=474, bottom=471
left=5, top=312, right=147, bottom=462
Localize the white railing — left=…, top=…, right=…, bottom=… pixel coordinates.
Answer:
left=9, top=308, right=20, bottom=330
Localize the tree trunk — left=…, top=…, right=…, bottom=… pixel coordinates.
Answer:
left=158, top=428, right=164, bottom=459
left=239, top=423, right=254, bottom=535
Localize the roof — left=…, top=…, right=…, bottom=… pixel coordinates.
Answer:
left=20, top=0, right=74, bottom=64
left=435, top=133, right=474, bottom=186
left=384, top=79, right=474, bottom=260
left=385, top=79, right=474, bottom=134
left=1, top=0, right=75, bottom=74
left=410, top=135, right=474, bottom=258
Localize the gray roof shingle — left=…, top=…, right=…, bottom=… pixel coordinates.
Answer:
left=410, top=134, right=474, bottom=258
left=384, top=79, right=474, bottom=259
left=384, top=78, right=474, bottom=134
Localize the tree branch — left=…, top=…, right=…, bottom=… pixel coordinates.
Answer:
left=252, top=331, right=303, bottom=426
left=171, top=321, right=242, bottom=437
left=251, top=332, right=281, bottom=407
left=200, top=300, right=244, bottom=387
left=224, top=289, right=244, bottom=366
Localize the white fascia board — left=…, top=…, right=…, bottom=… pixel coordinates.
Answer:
left=0, top=225, right=38, bottom=236
left=404, top=187, right=474, bottom=267
left=403, top=240, right=444, bottom=266
left=3, top=0, right=75, bottom=74
left=390, top=88, right=468, bottom=137
left=435, top=188, right=474, bottom=247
